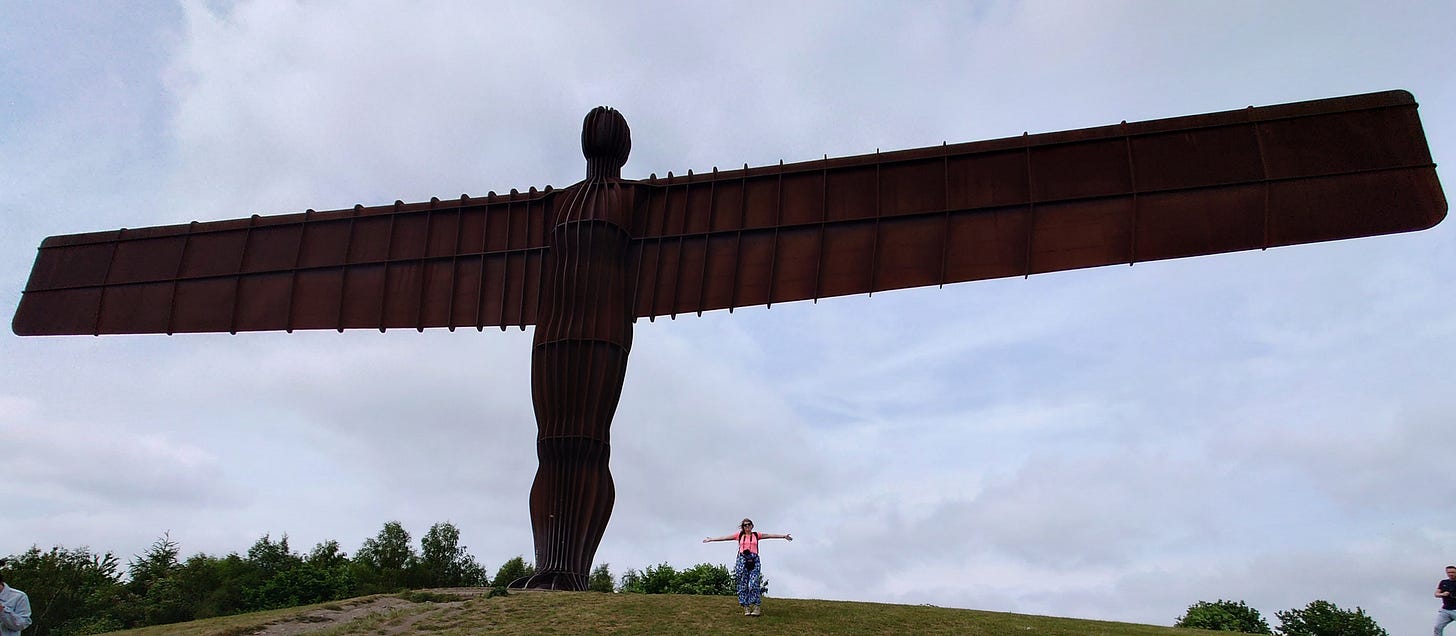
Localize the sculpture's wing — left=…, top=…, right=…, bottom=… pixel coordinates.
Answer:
left=13, top=189, right=556, bottom=335
left=626, top=90, right=1446, bottom=319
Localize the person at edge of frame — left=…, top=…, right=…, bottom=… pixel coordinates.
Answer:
left=0, top=560, right=33, bottom=636
left=1435, top=565, right=1456, bottom=636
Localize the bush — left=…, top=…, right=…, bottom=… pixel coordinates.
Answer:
left=1275, top=600, right=1387, bottom=636
left=490, top=555, right=534, bottom=588
left=589, top=563, right=615, bottom=593
left=417, top=522, right=488, bottom=588
left=620, top=563, right=677, bottom=594
left=353, top=522, right=417, bottom=593
left=1175, top=599, right=1272, bottom=633
left=672, top=563, right=734, bottom=595
left=618, top=562, right=734, bottom=595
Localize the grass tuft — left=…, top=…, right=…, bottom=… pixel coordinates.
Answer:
left=397, top=590, right=468, bottom=604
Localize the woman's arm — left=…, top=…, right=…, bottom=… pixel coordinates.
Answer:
left=760, top=532, right=794, bottom=541
left=702, top=534, right=738, bottom=543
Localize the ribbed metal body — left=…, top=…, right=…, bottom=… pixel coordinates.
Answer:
left=517, top=108, right=636, bottom=590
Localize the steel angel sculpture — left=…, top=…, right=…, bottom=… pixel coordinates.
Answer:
left=14, top=90, right=1447, bottom=589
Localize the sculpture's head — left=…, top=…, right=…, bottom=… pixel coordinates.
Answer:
left=582, top=106, right=631, bottom=177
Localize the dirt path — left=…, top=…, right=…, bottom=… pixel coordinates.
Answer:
left=250, top=589, right=492, bottom=635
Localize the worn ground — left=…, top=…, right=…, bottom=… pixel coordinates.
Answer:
left=248, top=589, right=489, bottom=636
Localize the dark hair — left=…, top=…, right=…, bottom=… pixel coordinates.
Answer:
left=738, top=518, right=754, bottom=538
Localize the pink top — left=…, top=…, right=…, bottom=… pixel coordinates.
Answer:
left=738, top=531, right=759, bottom=554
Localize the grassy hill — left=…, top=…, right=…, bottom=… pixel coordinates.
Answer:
left=105, top=589, right=1226, bottom=636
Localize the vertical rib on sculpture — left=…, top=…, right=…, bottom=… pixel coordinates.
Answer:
left=515, top=107, right=635, bottom=590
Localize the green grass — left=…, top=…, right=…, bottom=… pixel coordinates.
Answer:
left=102, top=591, right=1231, bottom=636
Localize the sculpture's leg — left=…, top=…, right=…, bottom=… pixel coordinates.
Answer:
left=514, top=339, right=627, bottom=590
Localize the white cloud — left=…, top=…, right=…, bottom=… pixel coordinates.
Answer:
left=5, top=418, right=240, bottom=509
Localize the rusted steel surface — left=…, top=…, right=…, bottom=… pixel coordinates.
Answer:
left=10, top=91, right=1447, bottom=590
left=626, top=89, right=1445, bottom=317
left=13, top=190, right=556, bottom=336
left=14, top=91, right=1447, bottom=336
left=518, top=108, right=636, bottom=590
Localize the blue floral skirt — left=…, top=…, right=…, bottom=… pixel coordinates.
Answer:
left=734, top=551, right=763, bottom=606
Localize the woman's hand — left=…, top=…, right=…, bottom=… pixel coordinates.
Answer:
left=786, top=533, right=793, bottom=541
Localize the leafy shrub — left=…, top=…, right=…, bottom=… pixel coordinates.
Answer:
left=1275, top=600, right=1387, bottom=636
left=1175, top=599, right=1272, bottom=633
left=671, top=563, right=733, bottom=596
left=589, top=563, right=615, bottom=593
left=618, top=562, right=733, bottom=595
left=490, top=555, right=534, bottom=588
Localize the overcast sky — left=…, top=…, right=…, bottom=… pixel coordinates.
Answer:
left=3, top=1, right=1454, bottom=633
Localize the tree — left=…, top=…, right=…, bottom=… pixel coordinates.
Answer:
left=1176, top=599, right=1272, bottom=633
left=243, top=534, right=315, bottom=611
left=127, top=533, right=180, bottom=593
left=588, top=563, right=614, bottom=593
left=619, top=562, right=733, bottom=595
left=671, top=563, right=734, bottom=595
left=302, top=540, right=356, bottom=600
left=250, top=562, right=341, bottom=610
left=357, top=521, right=416, bottom=571
left=618, top=567, right=642, bottom=593
left=1275, top=600, right=1388, bottom=636
left=245, top=534, right=299, bottom=580
left=418, top=522, right=487, bottom=587
left=4, top=545, right=129, bottom=636
left=4, top=521, right=497, bottom=632
left=491, top=555, right=535, bottom=588
left=307, top=540, right=349, bottom=570
left=354, top=521, right=418, bottom=593
left=620, top=563, right=678, bottom=594
left=174, top=553, right=247, bottom=619
left=127, top=532, right=189, bottom=625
